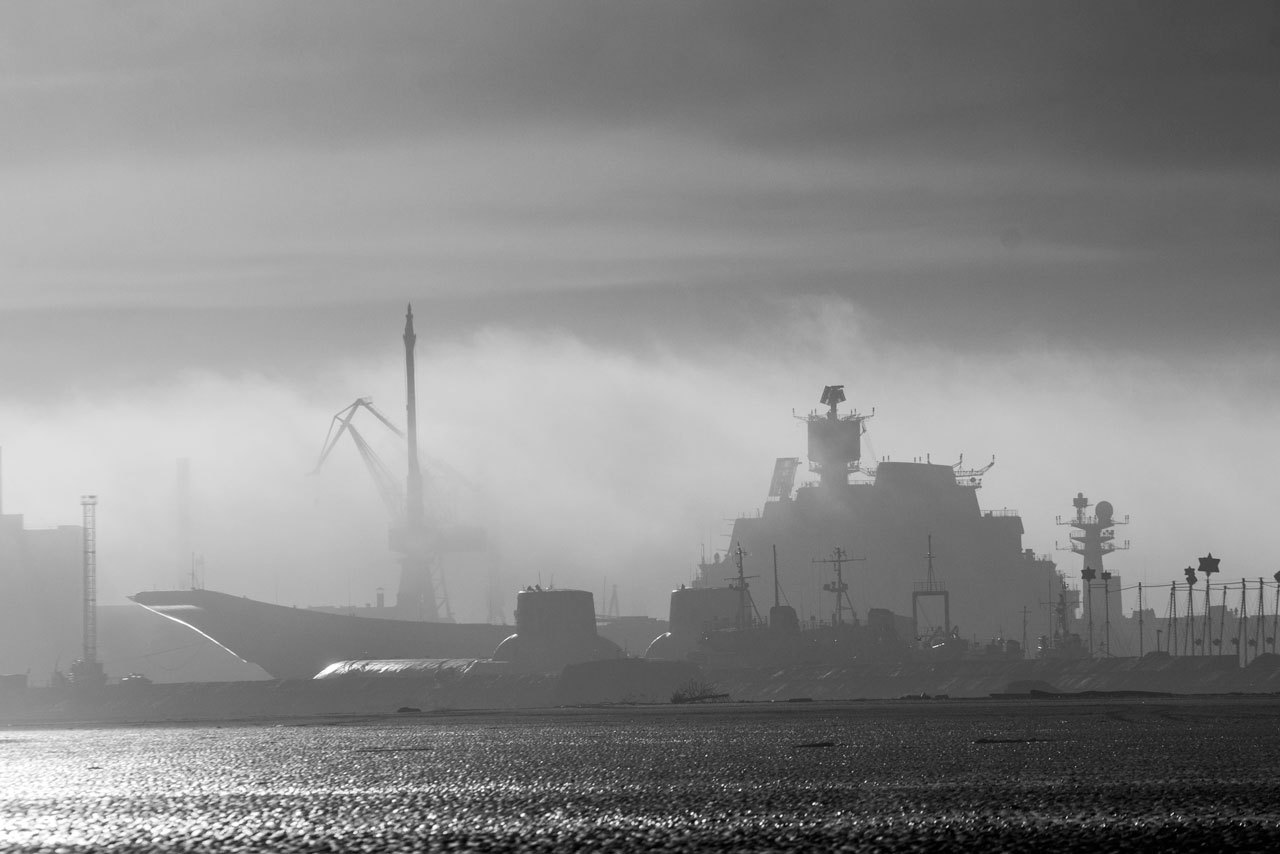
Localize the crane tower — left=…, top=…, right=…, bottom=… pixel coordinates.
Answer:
left=395, top=304, right=441, bottom=619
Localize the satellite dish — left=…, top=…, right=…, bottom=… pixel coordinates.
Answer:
left=1095, top=500, right=1114, bottom=524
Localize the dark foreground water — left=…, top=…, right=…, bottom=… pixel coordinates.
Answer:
left=3, top=696, right=1280, bottom=852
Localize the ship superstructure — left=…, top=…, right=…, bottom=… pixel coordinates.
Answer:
left=1056, top=493, right=1130, bottom=656
left=721, top=386, right=1061, bottom=646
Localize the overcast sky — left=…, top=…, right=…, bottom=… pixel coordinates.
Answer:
left=1, top=1, right=1278, bottom=620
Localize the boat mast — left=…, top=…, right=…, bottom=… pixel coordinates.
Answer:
left=1056, top=493, right=1129, bottom=644
left=814, top=546, right=863, bottom=627
left=773, top=544, right=780, bottom=610
left=727, top=543, right=758, bottom=630
left=912, top=534, right=951, bottom=645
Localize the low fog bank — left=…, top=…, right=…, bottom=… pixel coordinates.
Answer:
left=1, top=298, right=1276, bottom=622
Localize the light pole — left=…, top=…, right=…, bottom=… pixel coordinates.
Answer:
left=1199, top=553, right=1220, bottom=656
left=1183, top=566, right=1197, bottom=655
left=1100, top=570, right=1112, bottom=657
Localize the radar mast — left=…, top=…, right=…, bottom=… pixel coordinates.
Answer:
left=801, top=385, right=872, bottom=488
left=1056, top=493, right=1130, bottom=656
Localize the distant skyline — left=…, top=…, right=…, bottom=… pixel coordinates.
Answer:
left=1, top=2, right=1277, bottom=619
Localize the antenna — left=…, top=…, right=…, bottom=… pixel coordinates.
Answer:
left=773, top=544, right=780, bottom=609
left=812, top=546, right=865, bottom=626
left=724, top=542, right=760, bottom=630
left=1057, top=493, right=1130, bottom=637
left=912, top=534, right=951, bottom=644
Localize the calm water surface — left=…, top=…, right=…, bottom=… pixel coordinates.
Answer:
left=3, top=699, right=1279, bottom=852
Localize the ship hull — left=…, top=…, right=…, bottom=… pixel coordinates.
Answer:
left=130, top=589, right=512, bottom=680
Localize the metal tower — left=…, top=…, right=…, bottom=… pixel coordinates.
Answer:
left=1056, top=493, right=1129, bottom=645
left=82, top=495, right=97, bottom=665
left=313, top=307, right=452, bottom=620
left=71, top=495, right=106, bottom=688
left=726, top=543, right=759, bottom=629
left=397, top=304, right=441, bottom=619
left=813, top=546, right=863, bottom=626
left=912, top=534, right=951, bottom=644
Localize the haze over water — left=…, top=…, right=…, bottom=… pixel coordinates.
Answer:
left=1, top=1, right=1278, bottom=622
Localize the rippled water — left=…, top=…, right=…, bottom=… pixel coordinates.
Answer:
left=3, top=699, right=1279, bottom=852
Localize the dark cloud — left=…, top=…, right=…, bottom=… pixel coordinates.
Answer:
left=2, top=2, right=1277, bottom=399
left=5, top=1, right=1277, bottom=168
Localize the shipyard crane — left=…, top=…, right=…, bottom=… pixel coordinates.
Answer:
left=311, top=395, right=456, bottom=621
left=310, top=308, right=496, bottom=623
left=313, top=397, right=406, bottom=519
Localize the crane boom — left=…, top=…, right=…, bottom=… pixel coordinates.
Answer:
left=312, top=398, right=408, bottom=518
left=313, top=398, right=404, bottom=474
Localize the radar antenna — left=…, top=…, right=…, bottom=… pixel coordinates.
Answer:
left=798, top=385, right=873, bottom=488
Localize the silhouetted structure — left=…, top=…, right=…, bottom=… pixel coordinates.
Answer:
left=724, top=387, right=1058, bottom=645
left=1057, top=493, right=1130, bottom=655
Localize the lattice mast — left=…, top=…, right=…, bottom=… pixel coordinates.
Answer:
left=912, top=534, right=951, bottom=643
left=813, top=546, right=863, bottom=626
left=1057, top=493, right=1130, bottom=574
left=726, top=543, right=759, bottom=630
left=72, top=495, right=106, bottom=688
left=1056, top=493, right=1130, bottom=652
left=81, top=495, right=98, bottom=665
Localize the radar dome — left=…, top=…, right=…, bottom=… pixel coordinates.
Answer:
left=1095, top=500, right=1114, bottom=524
